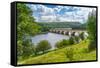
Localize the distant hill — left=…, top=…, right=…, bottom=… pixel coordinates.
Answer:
left=38, top=22, right=86, bottom=29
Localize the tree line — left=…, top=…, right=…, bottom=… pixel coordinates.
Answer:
left=38, top=22, right=86, bottom=32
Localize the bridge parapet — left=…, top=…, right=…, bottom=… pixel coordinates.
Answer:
left=49, top=28, right=87, bottom=36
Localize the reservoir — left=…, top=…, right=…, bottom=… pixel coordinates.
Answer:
left=31, top=32, right=69, bottom=49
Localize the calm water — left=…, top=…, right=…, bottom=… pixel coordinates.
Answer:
left=31, top=32, right=69, bottom=49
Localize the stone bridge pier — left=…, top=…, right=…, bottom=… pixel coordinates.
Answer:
left=49, top=29, right=87, bottom=36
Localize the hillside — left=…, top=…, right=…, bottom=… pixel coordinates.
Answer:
left=38, top=22, right=82, bottom=29
left=18, top=40, right=96, bottom=65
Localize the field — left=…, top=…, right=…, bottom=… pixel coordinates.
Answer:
left=18, top=39, right=96, bottom=65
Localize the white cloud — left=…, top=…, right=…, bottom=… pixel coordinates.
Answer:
left=40, top=15, right=57, bottom=22
left=27, top=4, right=96, bottom=23
left=60, top=7, right=95, bottom=23
left=54, top=6, right=64, bottom=12
left=33, top=4, right=55, bottom=16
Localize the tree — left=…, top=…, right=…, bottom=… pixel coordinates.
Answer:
left=22, top=39, right=33, bottom=58
left=17, top=3, right=41, bottom=59
left=17, top=3, right=41, bottom=41
left=87, top=10, right=96, bottom=51
left=87, top=11, right=96, bottom=41
left=36, top=40, right=51, bottom=53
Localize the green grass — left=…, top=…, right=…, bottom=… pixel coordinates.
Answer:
left=18, top=40, right=96, bottom=65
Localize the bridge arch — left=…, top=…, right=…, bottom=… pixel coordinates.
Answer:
left=71, top=32, right=76, bottom=36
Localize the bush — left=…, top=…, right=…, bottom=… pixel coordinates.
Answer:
left=65, top=48, right=74, bottom=61
left=88, top=40, right=96, bottom=51
left=36, top=40, right=51, bottom=53
left=22, top=39, right=33, bottom=58
left=17, top=40, right=23, bottom=56
left=31, top=44, right=37, bottom=55
left=68, top=36, right=75, bottom=45
left=17, top=39, right=37, bottom=60
left=55, top=41, right=63, bottom=48
left=61, top=39, right=69, bottom=46
left=55, top=39, right=69, bottom=48
left=17, top=40, right=23, bottom=60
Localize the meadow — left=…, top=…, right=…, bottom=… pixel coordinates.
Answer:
left=18, top=39, right=96, bottom=65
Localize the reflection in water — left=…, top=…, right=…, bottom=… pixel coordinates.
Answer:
left=31, top=32, right=69, bottom=49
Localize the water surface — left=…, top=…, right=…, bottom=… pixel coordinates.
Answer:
left=31, top=32, right=69, bottom=49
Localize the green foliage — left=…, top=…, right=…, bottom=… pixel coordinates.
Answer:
left=31, top=44, right=37, bottom=55
left=62, top=39, right=69, bottom=45
left=88, top=40, right=96, bottom=51
left=38, top=22, right=83, bottom=29
left=55, top=37, right=76, bottom=49
left=55, top=39, right=69, bottom=48
left=17, top=3, right=41, bottom=40
left=36, top=40, right=51, bottom=53
left=68, top=36, right=75, bottom=45
left=65, top=48, right=74, bottom=61
left=87, top=12, right=96, bottom=51
left=18, top=40, right=96, bottom=65
left=79, top=32, right=85, bottom=40
left=22, top=39, right=33, bottom=58
left=55, top=41, right=62, bottom=48
left=17, top=39, right=35, bottom=60
left=17, top=3, right=41, bottom=60
left=17, top=40, right=23, bottom=56
left=87, top=15, right=96, bottom=40
left=40, top=26, right=50, bottom=32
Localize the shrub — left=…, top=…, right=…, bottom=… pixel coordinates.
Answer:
left=88, top=40, right=96, bottom=51
left=55, top=39, right=69, bottom=48
left=31, top=44, right=37, bottom=55
left=68, top=36, right=75, bottom=45
left=17, top=40, right=23, bottom=56
left=36, top=40, right=51, bottom=53
left=55, top=41, right=63, bottom=48
left=65, top=48, right=74, bottom=61
left=22, top=39, right=33, bottom=58
left=17, top=40, right=23, bottom=60
left=61, top=39, right=69, bottom=46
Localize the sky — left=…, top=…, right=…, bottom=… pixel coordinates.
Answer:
left=27, top=4, right=96, bottom=23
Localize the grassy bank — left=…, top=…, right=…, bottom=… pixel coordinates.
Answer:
left=18, top=39, right=96, bottom=65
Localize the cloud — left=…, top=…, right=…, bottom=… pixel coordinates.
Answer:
left=61, top=7, right=95, bottom=23
left=54, top=6, right=64, bottom=12
left=27, top=4, right=96, bottom=23
left=40, top=15, right=57, bottom=22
